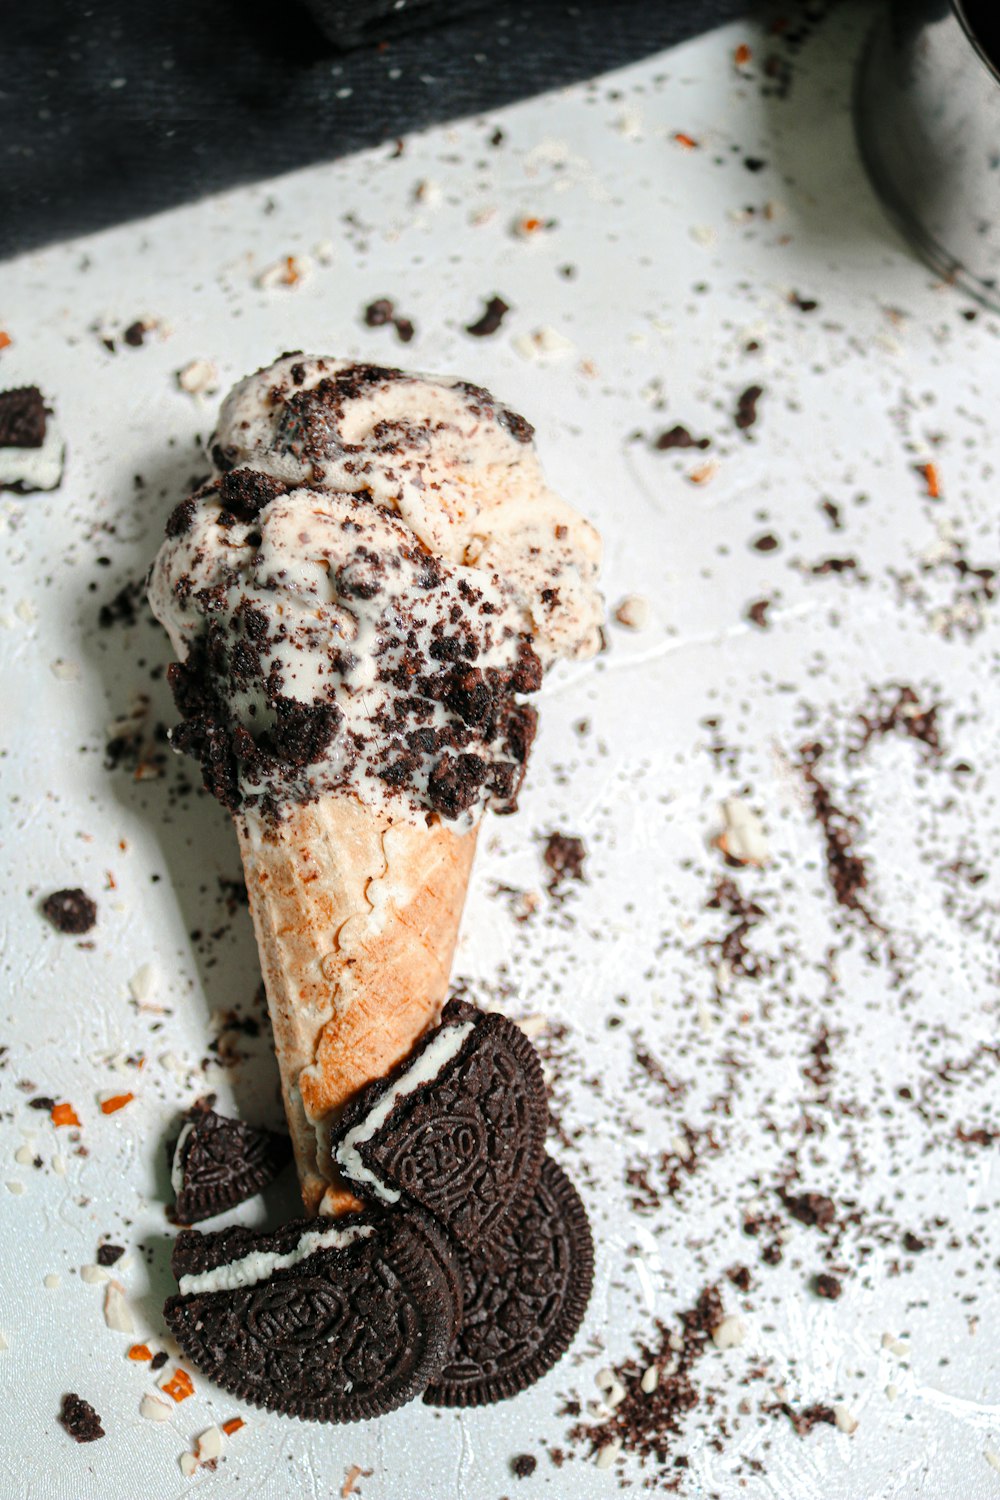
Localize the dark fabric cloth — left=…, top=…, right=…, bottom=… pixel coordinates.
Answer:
left=2, top=0, right=750, bottom=259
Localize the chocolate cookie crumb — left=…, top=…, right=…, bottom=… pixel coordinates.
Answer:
left=363, top=298, right=416, bottom=344
left=59, top=1393, right=104, bottom=1443
left=779, top=1188, right=836, bottom=1228
left=813, top=1272, right=842, bottom=1299
left=467, top=297, right=511, bottom=338
left=0, top=386, right=47, bottom=448
left=752, top=532, right=779, bottom=552
left=123, top=321, right=148, bottom=347
left=543, top=832, right=587, bottom=892
left=654, top=424, right=710, bottom=451
left=767, top=1401, right=836, bottom=1436
left=42, top=888, right=97, bottom=935
left=735, top=385, right=763, bottom=431
left=746, top=598, right=771, bottom=628
left=96, top=1243, right=125, bottom=1267
left=512, top=1454, right=537, bottom=1478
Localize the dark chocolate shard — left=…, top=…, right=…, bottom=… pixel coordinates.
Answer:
left=164, top=1210, right=461, bottom=1423
left=332, top=999, right=548, bottom=1251
left=424, top=1155, right=594, bottom=1407
left=169, top=1097, right=292, bottom=1223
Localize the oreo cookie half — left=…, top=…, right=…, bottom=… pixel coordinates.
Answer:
left=331, top=1000, right=547, bottom=1251
left=168, top=1097, right=292, bottom=1223
left=424, top=1155, right=594, bottom=1407
left=164, top=1210, right=461, bottom=1423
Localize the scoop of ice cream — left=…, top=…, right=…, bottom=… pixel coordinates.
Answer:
left=208, top=356, right=602, bottom=667
left=149, top=360, right=603, bottom=824
left=149, top=470, right=542, bottom=823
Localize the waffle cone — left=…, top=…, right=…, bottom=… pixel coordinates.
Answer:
left=236, top=796, right=477, bottom=1216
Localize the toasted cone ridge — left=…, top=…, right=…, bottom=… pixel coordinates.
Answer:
left=237, top=794, right=477, bottom=1214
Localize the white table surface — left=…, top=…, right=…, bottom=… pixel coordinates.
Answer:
left=1, top=6, right=998, bottom=1497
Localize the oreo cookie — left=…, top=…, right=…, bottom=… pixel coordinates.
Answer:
left=331, top=1000, right=547, bottom=1251
left=424, top=1155, right=594, bottom=1407
left=169, top=1097, right=292, bottom=1223
left=163, top=1210, right=460, bottom=1422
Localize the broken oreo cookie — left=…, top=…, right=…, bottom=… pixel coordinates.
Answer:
left=169, top=1097, right=292, bottom=1223
left=424, top=1155, right=593, bottom=1407
left=332, top=999, right=547, bottom=1251
left=164, top=1210, right=461, bottom=1422
left=0, top=386, right=65, bottom=494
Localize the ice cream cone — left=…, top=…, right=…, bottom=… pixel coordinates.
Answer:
left=236, top=796, right=478, bottom=1216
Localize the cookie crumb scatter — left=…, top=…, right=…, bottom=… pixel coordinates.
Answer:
left=41, top=888, right=97, bottom=935
left=614, top=594, right=650, bottom=630
left=813, top=1272, right=842, bottom=1299
left=96, top=1243, right=124, bottom=1267
left=511, top=1454, right=537, bottom=1478
left=59, top=1393, right=104, bottom=1443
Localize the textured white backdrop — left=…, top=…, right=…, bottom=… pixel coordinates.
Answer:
left=1, top=7, right=998, bottom=1497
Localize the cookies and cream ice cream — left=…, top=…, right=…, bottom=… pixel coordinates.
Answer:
left=148, top=356, right=603, bottom=827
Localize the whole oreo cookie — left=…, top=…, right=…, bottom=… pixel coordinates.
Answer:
left=164, top=1210, right=461, bottom=1423
left=424, top=1155, right=594, bottom=1407
left=168, top=1097, right=292, bottom=1223
left=331, top=999, right=548, bottom=1251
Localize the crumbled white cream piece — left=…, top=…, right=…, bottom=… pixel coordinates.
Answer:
left=104, top=1279, right=135, bottom=1333
left=984, top=1447, right=1000, bottom=1473
left=640, top=1364, right=659, bottom=1394
left=81, top=1264, right=109, bottom=1285
left=512, top=326, right=575, bottom=361
left=881, top=1333, right=909, bottom=1357
left=140, top=1393, right=172, bottom=1422
left=716, top=797, right=769, bottom=866
left=712, top=1314, right=747, bottom=1350
left=6, top=1182, right=25, bottom=1196
left=128, top=963, right=156, bottom=1007
left=14, top=1144, right=34, bottom=1167
left=179, top=1451, right=198, bottom=1477
left=595, top=1439, right=622, bottom=1469
left=43, top=1274, right=60, bottom=1290
left=49, top=658, right=80, bottom=681
left=834, top=1405, right=858, bottom=1434
left=614, top=594, right=651, bottom=630
left=196, top=1426, right=224, bottom=1462
left=177, top=359, right=219, bottom=396
left=0, top=1332, right=8, bottom=1351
